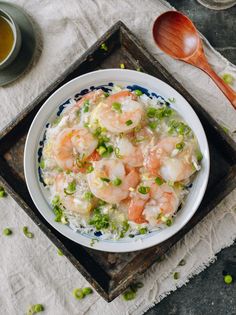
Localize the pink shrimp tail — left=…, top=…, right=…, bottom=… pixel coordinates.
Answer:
left=128, top=198, right=147, bottom=223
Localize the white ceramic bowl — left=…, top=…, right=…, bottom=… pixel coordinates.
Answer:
left=24, top=69, right=210, bottom=252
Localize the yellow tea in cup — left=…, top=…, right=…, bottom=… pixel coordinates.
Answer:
left=0, top=15, right=14, bottom=63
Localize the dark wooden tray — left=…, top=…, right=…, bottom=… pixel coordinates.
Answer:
left=0, top=21, right=236, bottom=302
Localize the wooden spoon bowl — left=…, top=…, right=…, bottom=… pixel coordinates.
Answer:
left=153, top=11, right=236, bottom=109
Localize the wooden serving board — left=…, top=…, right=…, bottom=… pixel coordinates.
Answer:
left=0, top=21, right=236, bottom=302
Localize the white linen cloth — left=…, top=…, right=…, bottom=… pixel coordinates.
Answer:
left=0, top=1, right=236, bottom=314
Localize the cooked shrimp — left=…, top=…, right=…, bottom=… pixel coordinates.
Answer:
left=144, top=136, right=196, bottom=182
left=143, top=183, right=179, bottom=225
left=53, top=127, right=98, bottom=170
left=128, top=181, right=179, bottom=224
left=116, top=136, right=144, bottom=167
left=94, top=90, right=144, bottom=133
left=75, top=89, right=105, bottom=107
left=55, top=173, right=94, bottom=215
left=87, top=159, right=140, bottom=204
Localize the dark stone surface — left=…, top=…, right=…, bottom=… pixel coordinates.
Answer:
left=145, top=242, right=236, bottom=315
left=145, top=1, right=236, bottom=314
left=168, top=0, right=236, bottom=65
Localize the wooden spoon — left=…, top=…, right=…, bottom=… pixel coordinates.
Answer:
left=152, top=11, right=236, bottom=109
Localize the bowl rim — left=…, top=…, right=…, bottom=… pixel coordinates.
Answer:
left=24, top=69, right=210, bottom=252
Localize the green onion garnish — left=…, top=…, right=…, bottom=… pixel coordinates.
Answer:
left=57, top=249, right=64, bottom=256
left=155, top=177, right=164, bottom=185
left=146, top=107, right=157, bottom=118
left=3, top=228, right=12, bottom=236
left=224, top=274, right=233, bottom=284
left=89, top=210, right=109, bottom=230
left=113, top=178, right=122, bottom=186
left=119, top=220, right=130, bottom=238
left=100, top=43, right=108, bottom=51
left=100, top=177, right=110, bottom=183
left=134, top=89, right=143, bottom=96
left=138, top=186, right=150, bottom=194
left=86, top=165, right=94, bottom=173
left=39, top=159, right=45, bottom=169
left=112, top=102, right=122, bottom=113
left=0, top=186, right=6, bottom=198
left=139, top=227, right=148, bottom=234
left=96, top=146, right=107, bottom=155
left=221, top=73, right=234, bottom=85
left=148, top=121, right=158, bottom=130
left=173, top=272, right=179, bottom=280
left=125, top=119, right=133, bottom=126
left=73, top=288, right=84, bottom=300
left=168, top=97, right=176, bottom=103
left=114, top=147, right=122, bottom=158
left=83, top=100, right=90, bottom=113
left=176, top=142, right=185, bottom=150
left=23, top=226, right=34, bottom=239
left=64, top=180, right=76, bottom=195
left=27, top=304, right=44, bottom=315
left=122, top=282, right=143, bottom=301
left=166, top=219, right=173, bottom=227
left=93, top=127, right=102, bottom=137
left=196, top=150, right=203, bottom=162
left=82, top=287, right=93, bottom=295
left=84, top=192, right=93, bottom=201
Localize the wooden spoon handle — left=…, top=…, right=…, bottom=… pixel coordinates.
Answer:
left=198, top=59, right=236, bottom=109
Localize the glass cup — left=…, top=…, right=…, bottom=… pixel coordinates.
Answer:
left=0, top=9, right=22, bottom=70
left=196, top=0, right=236, bottom=10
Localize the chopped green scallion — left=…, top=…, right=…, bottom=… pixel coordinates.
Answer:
left=100, top=177, right=110, bottom=183
left=221, top=73, right=234, bottom=85
left=138, top=186, right=150, bottom=194
left=168, top=97, right=176, bottom=103
left=3, top=228, right=12, bottom=236
left=100, top=43, right=108, bottom=51
left=57, top=249, right=64, bottom=256
left=39, top=159, right=45, bottom=169
left=148, top=121, right=158, bottom=130
left=84, top=192, right=93, bottom=201
left=96, top=146, right=107, bottom=155
left=0, top=186, right=6, bottom=198
left=27, top=304, right=44, bottom=315
left=173, top=272, right=179, bottom=280
left=114, top=147, right=122, bottom=158
left=125, top=119, right=133, bottom=126
left=23, top=226, right=34, bottom=239
left=113, top=178, right=122, bottom=186
left=196, top=150, right=203, bottom=162
left=112, top=102, right=122, bottom=113
left=176, top=142, right=185, bottom=150
left=224, top=274, right=233, bottom=284
left=82, top=287, right=93, bottom=295
left=146, top=107, right=157, bottom=118
left=64, top=180, right=76, bottom=195
left=86, top=165, right=94, bottom=173
left=73, top=288, right=84, bottom=300
left=139, top=227, right=148, bottom=234
left=166, top=219, right=173, bottom=227
left=134, top=89, right=143, bottom=96
left=155, top=177, right=164, bottom=185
